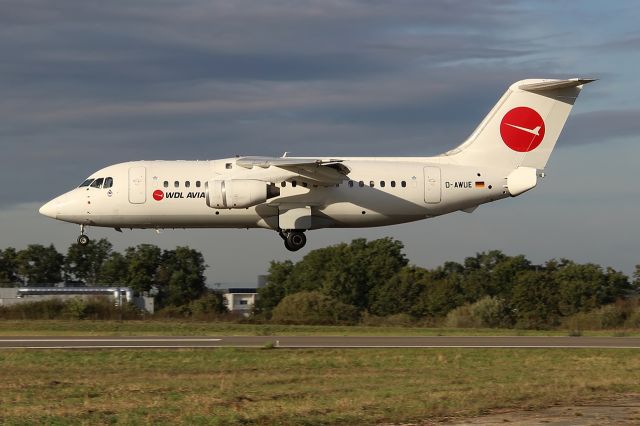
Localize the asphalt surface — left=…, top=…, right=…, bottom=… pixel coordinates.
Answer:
left=1, top=336, right=640, bottom=349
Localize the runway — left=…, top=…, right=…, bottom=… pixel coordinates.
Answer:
left=1, top=336, right=640, bottom=349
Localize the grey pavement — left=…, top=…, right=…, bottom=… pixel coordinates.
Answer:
left=1, top=335, right=640, bottom=349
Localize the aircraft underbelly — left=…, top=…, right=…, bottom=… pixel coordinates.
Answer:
left=85, top=198, right=428, bottom=229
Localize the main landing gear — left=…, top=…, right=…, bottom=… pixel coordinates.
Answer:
left=77, top=224, right=90, bottom=246
left=279, top=230, right=307, bottom=252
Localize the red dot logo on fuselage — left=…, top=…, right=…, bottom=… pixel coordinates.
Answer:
left=153, top=190, right=164, bottom=201
left=500, top=107, right=545, bottom=152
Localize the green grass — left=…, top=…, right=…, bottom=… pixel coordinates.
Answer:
left=0, top=320, right=639, bottom=337
left=1, top=348, right=639, bottom=425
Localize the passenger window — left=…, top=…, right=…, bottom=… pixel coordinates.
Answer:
left=281, top=182, right=286, bottom=187
left=369, top=181, right=374, bottom=187
left=401, top=181, right=407, bottom=188
left=185, top=181, right=190, bottom=188
left=380, top=181, right=385, bottom=188
left=302, top=182, right=308, bottom=188
left=174, top=181, right=179, bottom=188
left=359, top=181, right=364, bottom=187
left=391, top=181, right=396, bottom=188
left=164, top=181, right=169, bottom=188
left=79, top=179, right=94, bottom=187
left=90, top=178, right=104, bottom=188
left=292, top=181, right=297, bottom=187
left=196, top=181, right=201, bottom=188
left=225, top=163, right=232, bottom=169
left=103, top=177, right=113, bottom=189
left=348, top=181, right=354, bottom=187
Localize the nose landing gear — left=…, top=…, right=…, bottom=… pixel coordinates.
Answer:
left=77, top=224, right=90, bottom=246
left=279, top=230, right=307, bottom=251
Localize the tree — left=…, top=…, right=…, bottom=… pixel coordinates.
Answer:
left=0, top=248, right=19, bottom=285
left=458, top=268, right=491, bottom=304
left=457, top=251, right=532, bottom=301
left=445, top=296, right=510, bottom=328
left=187, top=291, right=227, bottom=317
left=510, top=270, right=560, bottom=328
left=320, top=238, right=408, bottom=309
left=489, top=254, right=532, bottom=297
left=367, top=266, right=430, bottom=317
left=552, top=261, right=630, bottom=316
left=64, top=238, right=113, bottom=284
left=97, top=252, right=129, bottom=284
left=125, top=244, right=162, bottom=294
left=16, top=244, right=64, bottom=284
left=633, top=264, right=640, bottom=288
left=463, top=250, right=508, bottom=272
left=257, top=238, right=408, bottom=315
left=155, top=246, right=207, bottom=307
left=604, top=267, right=631, bottom=301
left=412, top=273, right=465, bottom=317
left=271, top=291, right=359, bottom=325
left=255, top=260, right=294, bottom=314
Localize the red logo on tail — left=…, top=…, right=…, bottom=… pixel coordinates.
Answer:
left=500, top=107, right=545, bottom=152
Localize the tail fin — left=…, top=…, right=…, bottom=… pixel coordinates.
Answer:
left=444, top=78, right=595, bottom=170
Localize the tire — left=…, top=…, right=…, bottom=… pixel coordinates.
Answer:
left=284, top=239, right=295, bottom=251
left=77, top=235, right=90, bottom=246
left=286, top=231, right=306, bottom=251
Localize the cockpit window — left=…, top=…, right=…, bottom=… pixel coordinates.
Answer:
left=103, top=177, right=113, bottom=188
left=79, top=179, right=94, bottom=187
left=90, top=178, right=104, bottom=188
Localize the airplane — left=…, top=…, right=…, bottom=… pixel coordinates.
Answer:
left=39, top=78, right=594, bottom=251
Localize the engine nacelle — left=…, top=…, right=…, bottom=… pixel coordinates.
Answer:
left=206, top=179, right=279, bottom=209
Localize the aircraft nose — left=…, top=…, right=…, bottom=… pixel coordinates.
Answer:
left=39, top=199, right=59, bottom=219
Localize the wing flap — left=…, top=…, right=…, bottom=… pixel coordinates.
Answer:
left=235, top=156, right=350, bottom=185
left=279, top=164, right=346, bottom=184
left=236, top=156, right=345, bottom=169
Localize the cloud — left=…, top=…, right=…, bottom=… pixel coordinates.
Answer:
left=0, top=0, right=540, bottom=207
left=0, top=1, right=521, bottom=90
left=563, top=109, right=640, bottom=146
left=0, top=0, right=634, bottom=210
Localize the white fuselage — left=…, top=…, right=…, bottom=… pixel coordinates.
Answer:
left=40, top=157, right=511, bottom=231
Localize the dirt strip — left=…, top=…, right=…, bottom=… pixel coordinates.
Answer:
left=447, top=394, right=640, bottom=425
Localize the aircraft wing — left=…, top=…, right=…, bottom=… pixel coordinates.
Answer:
left=236, top=156, right=350, bottom=185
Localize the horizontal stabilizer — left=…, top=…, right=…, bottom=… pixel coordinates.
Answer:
left=519, top=78, right=596, bottom=92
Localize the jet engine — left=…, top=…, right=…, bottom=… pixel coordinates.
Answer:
left=206, top=179, right=280, bottom=208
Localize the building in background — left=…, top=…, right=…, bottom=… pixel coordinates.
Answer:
left=0, top=286, right=154, bottom=313
left=221, top=276, right=266, bottom=315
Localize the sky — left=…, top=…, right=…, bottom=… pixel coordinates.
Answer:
left=1, top=0, right=639, bottom=285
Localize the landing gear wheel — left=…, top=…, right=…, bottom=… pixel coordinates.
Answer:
left=284, top=239, right=295, bottom=251
left=285, top=231, right=306, bottom=252
left=77, top=234, right=90, bottom=246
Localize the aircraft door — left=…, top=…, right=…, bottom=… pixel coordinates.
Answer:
left=128, top=166, right=146, bottom=204
left=423, top=166, right=441, bottom=203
